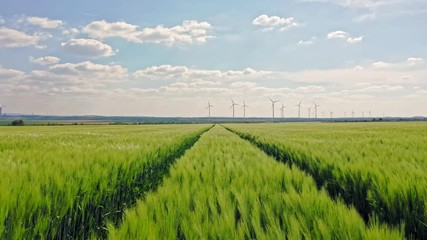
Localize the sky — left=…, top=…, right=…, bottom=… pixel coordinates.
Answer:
left=0, top=0, right=426, bottom=118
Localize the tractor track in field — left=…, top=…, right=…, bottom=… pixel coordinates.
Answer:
left=49, top=125, right=214, bottom=240
left=223, top=125, right=425, bottom=239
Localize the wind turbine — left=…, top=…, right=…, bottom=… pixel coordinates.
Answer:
left=344, top=111, right=347, bottom=118
left=307, top=107, right=312, bottom=118
left=206, top=102, right=213, bottom=118
left=280, top=104, right=286, bottom=118
left=330, top=111, right=333, bottom=118
left=269, top=97, right=279, bottom=119
left=241, top=100, right=249, bottom=118
left=368, top=110, right=372, bottom=118
left=313, top=103, right=320, bottom=118
left=295, top=101, right=302, bottom=118
left=362, top=111, right=365, bottom=118
left=230, top=99, right=239, bottom=118
left=351, top=110, right=355, bottom=118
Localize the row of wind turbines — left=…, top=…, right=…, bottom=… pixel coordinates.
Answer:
left=207, top=99, right=250, bottom=118
left=266, top=98, right=322, bottom=119
left=206, top=98, right=320, bottom=119
left=206, top=98, right=373, bottom=119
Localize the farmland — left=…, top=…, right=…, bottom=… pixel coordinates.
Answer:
left=0, top=122, right=425, bottom=239
left=225, top=122, right=427, bottom=239
left=0, top=125, right=210, bottom=239
left=109, top=125, right=401, bottom=239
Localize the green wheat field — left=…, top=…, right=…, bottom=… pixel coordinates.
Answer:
left=1, top=122, right=426, bottom=239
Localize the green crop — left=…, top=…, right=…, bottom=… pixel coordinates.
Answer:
left=0, top=124, right=210, bottom=239
left=109, top=125, right=401, bottom=239
left=225, top=122, right=427, bottom=238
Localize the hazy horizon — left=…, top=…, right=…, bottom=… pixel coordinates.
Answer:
left=1, top=0, right=426, bottom=117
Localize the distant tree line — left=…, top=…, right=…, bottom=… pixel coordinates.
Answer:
left=11, top=119, right=24, bottom=126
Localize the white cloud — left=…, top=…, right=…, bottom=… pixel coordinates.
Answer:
left=370, top=58, right=425, bottom=70
left=26, top=16, right=62, bottom=29
left=298, top=36, right=316, bottom=46
left=62, top=28, right=80, bottom=37
left=230, top=82, right=258, bottom=89
left=27, top=61, right=128, bottom=87
left=0, top=16, right=5, bottom=25
left=407, top=57, right=424, bottom=66
left=133, top=65, right=273, bottom=82
left=252, top=14, right=298, bottom=31
left=327, top=31, right=364, bottom=44
left=30, top=56, right=60, bottom=65
left=327, top=31, right=349, bottom=39
left=61, top=39, right=117, bottom=58
left=0, top=67, right=26, bottom=80
left=0, top=27, right=40, bottom=48
left=47, top=61, right=128, bottom=83
left=83, top=20, right=138, bottom=39
left=35, top=44, right=47, bottom=49
left=49, top=86, right=108, bottom=95
left=298, top=0, right=397, bottom=9
left=83, top=20, right=213, bottom=46
left=355, top=84, right=404, bottom=92
left=296, top=85, right=326, bottom=93
left=347, top=36, right=364, bottom=43
left=372, top=61, right=389, bottom=68
left=353, top=12, right=377, bottom=22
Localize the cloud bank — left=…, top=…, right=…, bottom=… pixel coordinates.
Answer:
left=83, top=20, right=213, bottom=46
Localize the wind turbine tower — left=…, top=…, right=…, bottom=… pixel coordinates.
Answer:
left=330, top=111, right=333, bottom=118
left=280, top=104, right=286, bottom=118
left=307, top=107, right=312, bottom=118
left=206, top=102, right=213, bottom=118
left=0, top=104, right=4, bottom=116
left=241, top=100, right=249, bottom=118
left=295, top=101, right=302, bottom=118
left=352, top=110, right=355, bottom=118
left=314, top=103, right=320, bottom=118
left=269, top=98, right=279, bottom=119
left=230, top=99, right=239, bottom=118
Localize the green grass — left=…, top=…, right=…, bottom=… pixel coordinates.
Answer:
left=224, top=122, right=427, bottom=238
left=109, top=125, right=402, bottom=239
left=0, top=124, right=210, bottom=239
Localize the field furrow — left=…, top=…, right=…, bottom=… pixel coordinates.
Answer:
left=224, top=122, right=427, bottom=239
left=109, top=125, right=401, bottom=239
left=0, top=125, right=211, bottom=239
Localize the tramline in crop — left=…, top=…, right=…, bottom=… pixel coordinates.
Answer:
left=109, top=126, right=401, bottom=239
left=0, top=125, right=210, bottom=239
left=225, top=122, right=427, bottom=239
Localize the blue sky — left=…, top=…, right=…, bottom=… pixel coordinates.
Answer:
left=1, top=0, right=426, bottom=117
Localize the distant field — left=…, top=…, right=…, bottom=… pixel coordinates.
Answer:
left=0, top=122, right=425, bottom=239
